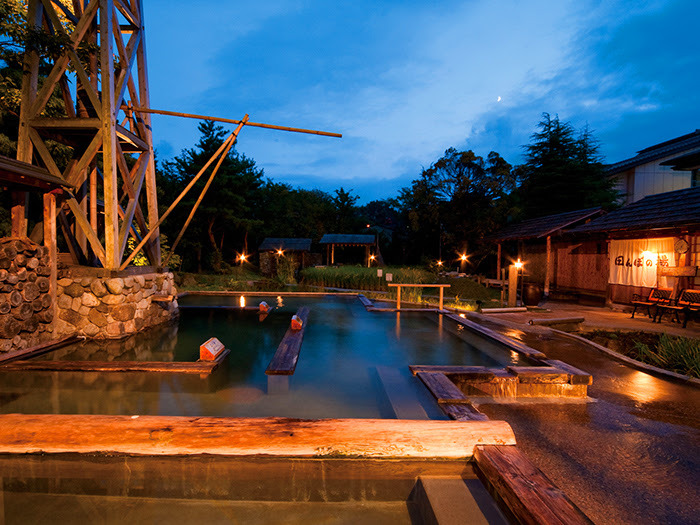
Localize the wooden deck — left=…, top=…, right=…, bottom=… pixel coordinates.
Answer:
left=266, top=306, right=310, bottom=375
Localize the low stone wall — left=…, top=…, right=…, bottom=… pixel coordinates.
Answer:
left=54, top=269, right=179, bottom=339
left=0, top=238, right=54, bottom=352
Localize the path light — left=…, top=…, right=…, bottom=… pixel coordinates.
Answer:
left=437, top=260, right=443, bottom=267
left=460, top=253, right=468, bottom=262
left=370, top=254, right=376, bottom=261
left=276, top=249, right=284, bottom=256
left=514, top=258, right=523, bottom=269
left=238, top=253, right=248, bottom=265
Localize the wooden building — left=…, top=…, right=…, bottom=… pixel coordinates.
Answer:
left=570, top=187, right=700, bottom=305
left=607, top=129, right=700, bottom=205
left=491, top=208, right=605, bottom=299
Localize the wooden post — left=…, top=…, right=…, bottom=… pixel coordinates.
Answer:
left=439, top=287, right=444, bottom=310
left=43, top=191, right=58, bottom=334
left=496, top=243, right=502, bottom=281
left=331, top=244, right=335, bottom=265
left=508, top=265, right=518, bottom=307
left=545, top=235, right=552, bottom=297
left=396, top=285, right=401, bottom=310
left=100, top=0, right=119, bottom=268
left=326, top=245, right=330, bottom=265
left=365, top=245, right=370, bottom=267
left=14, top=0, right=42, bottom=237
left=136, top=0, right=161, bottom=265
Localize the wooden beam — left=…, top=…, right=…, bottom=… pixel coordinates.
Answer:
left=0, top=415, right=515, bottom=458
left=474, top=445, right=592, bottom=525
left=125, top=106, right=342, bottom=138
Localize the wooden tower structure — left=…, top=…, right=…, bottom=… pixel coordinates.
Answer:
left=15, top=0, right=160, bottom=270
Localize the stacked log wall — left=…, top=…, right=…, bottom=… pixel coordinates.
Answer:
left=0, top=238, right=54, bottom=352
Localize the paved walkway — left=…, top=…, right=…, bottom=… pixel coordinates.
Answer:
left=482, top=299, right=700, bottom=338
left=469, top=302, right=700, bottom=525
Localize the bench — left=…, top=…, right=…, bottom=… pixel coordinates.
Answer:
left=630, top=287, right=672, bottom=319
left=654, top=289, right=700, bottom=327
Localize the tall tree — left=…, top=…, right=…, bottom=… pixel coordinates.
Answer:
left=517, top=113, right=619, bottom=218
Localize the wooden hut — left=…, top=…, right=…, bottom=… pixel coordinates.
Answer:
left=258, top=238, right=314, bottom=277
left=319, top=234, right=377, bottom=266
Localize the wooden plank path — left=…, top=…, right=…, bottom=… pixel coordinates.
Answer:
left=0, top=349, right=229, bottom=375
left=446, top=313, right=546, bottom=360
left=0, top=415, right=515, bottom=458
left=415, top=371, right=489, bottom=421
left=266, top=306, right=310, bottom=375
left=474, top=445, right=593, bottom=524
left=0, top=336, right=83, bottom=365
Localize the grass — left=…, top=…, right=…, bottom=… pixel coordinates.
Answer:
left=175, top=268, right=287, bottom=292
left=582, top=329, right=700, bottom=378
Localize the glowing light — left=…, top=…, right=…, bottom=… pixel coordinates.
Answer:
left=437, top=260, right=443, bottom=266
left=497, top=96, right=502, bottom=102
left=276, top=249, right=284, bottom=256
left=514, top=258, right=523, bottom=269
left=460, top=253, right=468, bottom=262
left=239, top=295, right=246, bottom=308
left=239, top=253, right=248, bottom=262
left=641, top=251, right=655, bottom=260
left=459, top=313, right=466, bottom=318
left=370, top=254, right=376, bottom=261
left=366, top=224, right=371, bottom=228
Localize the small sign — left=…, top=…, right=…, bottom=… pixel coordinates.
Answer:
left=386, top=273, right=393, bottom=282
left=291, top=314, right=303, bottom=331
left=377, top=269, right=383, bottom=277
left=200, top=337, right=225, bottom=361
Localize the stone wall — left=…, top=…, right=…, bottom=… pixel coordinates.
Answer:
left=0, top=238, right=54, bottom=352
left=55, top=269, right=179, bottom=339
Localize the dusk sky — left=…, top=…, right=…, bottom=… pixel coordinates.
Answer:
left=143, top=0, right=699, bottom=203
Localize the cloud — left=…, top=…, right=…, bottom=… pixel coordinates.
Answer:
left=143, top=0, right=700, bottom=202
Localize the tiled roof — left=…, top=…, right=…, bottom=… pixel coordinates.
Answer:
left=660, top=151, right=700, bottom=171
left=606, top=130, right=700, bottom=175
left=491, top=208, right=604, bottom=241
left=319, top=234, right=375, bottom=245
left=571, top=186, right=700, bottom=234
left=258, top=238, right=311, bottom=251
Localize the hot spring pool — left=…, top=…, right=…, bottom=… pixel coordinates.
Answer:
left=0, top=295, right=532, bottom=419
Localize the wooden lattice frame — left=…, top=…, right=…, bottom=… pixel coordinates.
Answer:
left=15, top=0, right=160, bottom=269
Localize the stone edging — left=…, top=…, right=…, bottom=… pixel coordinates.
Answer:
left=549, top=328, right=700, bottom=388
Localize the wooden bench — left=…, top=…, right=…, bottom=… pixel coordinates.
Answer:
left=654, top=289, right=700, bottom=327
left=630, top=287, right=672, bottom=319
left=265, top=307, right=310, bottom=375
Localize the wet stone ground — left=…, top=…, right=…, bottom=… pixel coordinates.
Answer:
left=475, top=318, right=700, bottom=525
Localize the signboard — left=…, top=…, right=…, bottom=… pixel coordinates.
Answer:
left=200, top=337, right=225, bottom=361
left=386, top=273, right=393, bottom=282
left=377, top=269, right=383, bottom=277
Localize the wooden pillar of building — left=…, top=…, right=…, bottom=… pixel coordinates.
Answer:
left=365, top=245, right=370, bottom=267
left=43, top=191, right=58, bottom=330
left=331, top=244, right=335, bottom=265
left=544, top=235, right=552, bottom=297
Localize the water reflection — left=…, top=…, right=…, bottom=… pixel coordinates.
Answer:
left=626, top=371, right=664, bottom=404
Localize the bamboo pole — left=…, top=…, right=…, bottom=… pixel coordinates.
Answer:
left=124, top=106, right=342, bottom=138
left=118, top=132, right=237, bottom=270
left=163, top=116, right=248, bottom=267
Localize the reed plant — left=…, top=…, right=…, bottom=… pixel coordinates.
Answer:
left=634, top=334, right=700, bottom=378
